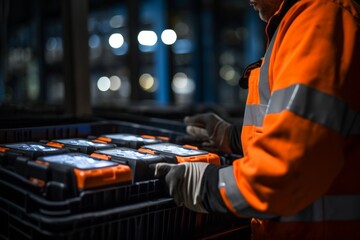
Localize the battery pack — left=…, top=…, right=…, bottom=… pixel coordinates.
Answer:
left=44, top=138, right=117, bottom=154
left=20, top=153, right=132, bottom=199
left=138, top=143, right=221, bottom=165
left=0, top=142, right=69, bottom=171
left=96, top=133, right=169, bottom=149
left=91, top=147, right=168, bottom=182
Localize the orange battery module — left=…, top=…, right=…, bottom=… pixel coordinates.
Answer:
left=44, top=138, right=117, bottom=154
left=138, top=143, right=220, bottom=165
left=91, top=147, right=166, bottom=182
left=33, top=153, right=131, bottom=190
left=0, top=142, right=69, bottom=158
left=96, top=133, right=169, bottom=149
left=0, top=142, right=69, bottom=171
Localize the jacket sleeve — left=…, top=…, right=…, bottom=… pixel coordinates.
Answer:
left=228, top=125, right=244, bottom=155
left=200, top=164, right=278, bottom=219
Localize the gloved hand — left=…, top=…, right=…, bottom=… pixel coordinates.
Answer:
left=177, top=112, right=232, bottom=153
left=154, top=162, right=209, bottom=213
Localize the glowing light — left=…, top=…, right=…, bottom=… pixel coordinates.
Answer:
left=235, top=27, right=249, bottom=41
left=139, top=73, right=156, bottom=92
left=174, top=22, right=189, bottom=36
left=219, top=65, right=240, bottom=86
left=109, top=15, right=124, bottom=28
left=172, top=39, right=193, bottom=54
left=109, top=76, right=121, bottom=91
left=171, top=72, right=195, bottom=94
left=112, top=42, right=128, bottom=55
left=89, top=34, right=100, bottom=48
left=161, top=29, right=177, bottom=45
left=138, top=31, right=157, bottom=46
left=97, top=76, right=111, bottom=91
left=46, top=37, right=57, bottom=51
left=172, top=72, right=188, bottom=89
left=219, top=51, right=236, bottom=65
left=108, top=33, right=124, bottom=48
left=119, top=78, right=131, bottom=97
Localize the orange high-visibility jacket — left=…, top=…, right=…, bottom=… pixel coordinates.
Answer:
left=218, top=0, right=360, bottom=239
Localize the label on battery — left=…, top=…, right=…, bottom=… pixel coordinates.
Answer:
left=96, top=148, right=160, bottom=160
left=142, top=143, right=208, bottom=157
left=40, top=153, right=118, bottom=169
left=54, top=139, right=112, bottom=147
left=102, top=134, right=160, bottom=144
left=4, top=143, right=61, bottom=152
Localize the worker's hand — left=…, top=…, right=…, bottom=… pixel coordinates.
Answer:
left=177, top=112, right=232, bottom=153
left=154, top=162, right=209, bottom=213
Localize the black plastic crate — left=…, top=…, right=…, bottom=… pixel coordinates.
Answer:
left=139, top=143, right=221, bottom=165
left=41, top=138, right=117, bottom=154
left=91, top=148, right=168, bottom=183
left=0, top=166, right=167, bottom=216
left=0, top=120, right=251, bottom=239
left=0, top=120, right=185, bottom=145
left=0, top=142, right=71, bottom=176
left=95, top=133, right=168, bottom=149
left=0, top=196, right=250, bottom=240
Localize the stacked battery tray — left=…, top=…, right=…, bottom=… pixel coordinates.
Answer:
left=0, top=120, right=250, bottom=240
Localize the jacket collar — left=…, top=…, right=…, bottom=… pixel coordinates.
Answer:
left=239, top=0, right=299, bottom=89
left=266, top=0, right=299, bottom=44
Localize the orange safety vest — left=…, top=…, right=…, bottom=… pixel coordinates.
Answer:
left=218, top=0, right=360, bottom=239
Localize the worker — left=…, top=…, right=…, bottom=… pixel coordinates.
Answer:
left=154, top=0, right=360, bottom=239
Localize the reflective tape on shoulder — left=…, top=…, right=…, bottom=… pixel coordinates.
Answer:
left=243, top=104, right=268, bottom=126
left=267, top=84, right=360, bottom=136
left=280, top=195, right=360, bottom=222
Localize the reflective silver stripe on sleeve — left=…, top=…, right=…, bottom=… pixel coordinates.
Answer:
left=243, top=104, right=268, bottom=126
left=280, top=195, right=360, bottom=222
left=218, top=166, right=276, bottom=219
left=267, top=84, right=360, bottom=136
left=219, top=166, right=360, bottom=221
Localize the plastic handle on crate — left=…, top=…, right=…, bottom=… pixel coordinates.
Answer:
left=46, top=142, right=64, bottom=149
left=175, top=154, right=221, bottom=165
left=29, top=177, right=46, bottom=187
left=27, top=160, right=49, bottom=183
left=91, top=139, right=107, bottom=144
left=208, top=153, right=221, bottom=165
left=140, top=135, right=156, bottom=139
left=0, top=147, right=9, bottom=152
left=182, top=144, right=199, bottom=150
left=73, top=164, right=132, bottom=189
left=90, top=153, right=111, bottom=160
left=35, top=159, right=50, bottom=166
left=157, top=136, right=170, bottom=141
left=97, top=136, right=112, bottom=143
left=138, top=148, right=156, bottom=155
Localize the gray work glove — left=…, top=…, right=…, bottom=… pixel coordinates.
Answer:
left=177, top=112, right=232, bottom=153
left=154, top=162, right=209, bottom=213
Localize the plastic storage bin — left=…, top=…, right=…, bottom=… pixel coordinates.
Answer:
left=0, top=120, right=250, bottom=240
left=95, top=133, right=168, bottom=149
left=43, top=138, right=117, bottom=154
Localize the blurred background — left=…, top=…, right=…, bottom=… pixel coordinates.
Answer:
left=0, top=0, right=266, bottom=127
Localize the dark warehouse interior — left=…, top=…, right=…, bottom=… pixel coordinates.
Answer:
left=0, top=0, right=265, bottom=239
left=0, top=0, right=266, bottom=127
left=2, top=0, right=359, bottom=239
